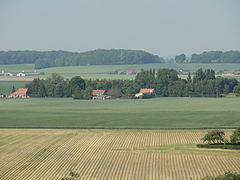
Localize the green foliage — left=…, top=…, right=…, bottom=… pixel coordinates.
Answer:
left=230, top=127, right=240, bottom=144
left=26, top=68, right=239, bottom=98
left=11, top=85, right=15, bottom=93
left=201, top=130, right=225, bottom=144
left=233, top=84, right=240, bottom=96
left=197, top=144, right=240, bottom=150
left=175, top=54, right=186, bottom=63
left=135, top=69, right=156, bottom=88
left=107, top=88, right=122, bottom=98
left=61, top=170, right=80, bottom=180
left=73, top=90, right=92, bottom=100
left=34, top=49, right=163, bottom=69
left=69, top=76, right=86, bottom=94
left=0, top=50, right=74, bottom=65
left=201, top=171, right=240, bottom=180
left=191, top=51, right=240, bottom=63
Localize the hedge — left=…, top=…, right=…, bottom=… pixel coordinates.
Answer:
left=197, top=144, right=240, bottom=150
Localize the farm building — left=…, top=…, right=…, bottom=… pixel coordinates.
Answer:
left=223, top=70, right=240, bottom=75
left=10, top=88, right=28, bottom=98
left=135, top=88, right=155, bottom=98
left=17, top=73, right=26, bottom=77
left=0, top=71, right=42, bottom=76
left=92, top=90, right=106, bottom=100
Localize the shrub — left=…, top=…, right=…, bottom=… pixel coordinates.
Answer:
left=201, top=171, right=240, bottom=180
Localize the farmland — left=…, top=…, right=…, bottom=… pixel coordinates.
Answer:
left=0, top=97, right=240, bottom=129
left=0, top=129, right=239, bottom=180
left=1, top=63, right=240, bottom=95
left=1, top=63, right=240, bottom=80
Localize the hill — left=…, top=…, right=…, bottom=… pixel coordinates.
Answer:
left=0, top=49, right=163, bottom=69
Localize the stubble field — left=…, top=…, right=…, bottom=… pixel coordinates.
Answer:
left=0, top=129, right=239, bottom=180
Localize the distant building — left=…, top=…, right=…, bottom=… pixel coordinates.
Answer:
left=0, top=71, right=42, bottom=77
left=10, top=88, right=28, bottom=98
left=17, top=73, right=26, bottom=77
left=223, top=70, right=240, bottom=75
left=135, top=88, right=155, bottom=98
left=92, top=90, right=106, bottom=100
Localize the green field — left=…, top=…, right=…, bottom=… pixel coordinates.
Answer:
left=1, top=63, right=240, bottom=80
left=0, top=97, right=239, bottom=129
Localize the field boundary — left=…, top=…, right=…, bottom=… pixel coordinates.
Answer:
left=0, top=126, right=237, bottom=130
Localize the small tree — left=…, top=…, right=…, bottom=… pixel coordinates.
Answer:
left=11, top=85, right=16, bottom=93
left=230, top=127, right=240, bottom=144
left=202, top=130, right=225, bottom=144
left=61, top=170, right=80, bottom=180
left=73, top=90, right=92, bottom=100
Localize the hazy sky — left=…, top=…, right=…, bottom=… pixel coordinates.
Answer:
left=0, top=0, right=240, bottom=57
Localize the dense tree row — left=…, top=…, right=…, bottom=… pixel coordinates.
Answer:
left=26, top=68, right=239, bottom=99
left=175, top=50, right=240, bottom=63
left=0, top=49, right=163, bottom=68
left=0, top=50, right=75, bottom=65
left=135, top=68, right=239, bottom=97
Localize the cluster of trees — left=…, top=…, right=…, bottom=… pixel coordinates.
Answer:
left=0, top=49, right=163, bottom=69
left=26, top=73, right=138, bottom=99
left=26, top=68, right=240, bottom=99
left=201, top=128, right=240, bottom=145
left=35, top=49, right=163, bottom=69
left=135, top=68, right=239, bottom=97
left=175, top=50, right=240, bottom=63
left=0, top=50, right=74, bottom=65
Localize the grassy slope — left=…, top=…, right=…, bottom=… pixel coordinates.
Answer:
left=0, top=97, right=239, bottom=129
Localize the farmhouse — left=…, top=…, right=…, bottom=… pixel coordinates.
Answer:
left=135, top=88, right=155, bottom=98
left=92, top=90, right=106, bottom=100
left=10, top=88, right=28, bottom=98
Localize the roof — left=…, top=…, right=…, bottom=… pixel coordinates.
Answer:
left=139, top=88, right=154, bottom=93
left=11, top=88, right=28, bottom=96
left=92, top=90, right=106, bottom=95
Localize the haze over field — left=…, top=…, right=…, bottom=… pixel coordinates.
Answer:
left=0, top=0, right=240, bottom=56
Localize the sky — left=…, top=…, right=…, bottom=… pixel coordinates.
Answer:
left=0, top=0, right=240, bottom=57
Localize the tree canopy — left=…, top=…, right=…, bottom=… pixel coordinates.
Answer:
left=190, top=51, right=240, bottom=63
left=0, top=49, right=163, bottom=68
left=25, top=68, right=240, bottom=99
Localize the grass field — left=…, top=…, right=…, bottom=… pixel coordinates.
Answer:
left=1, top=63, right=240, bottom=80
left=0, top=129, right=239, bottom=180
left=0, top=97, right=240, bottom=129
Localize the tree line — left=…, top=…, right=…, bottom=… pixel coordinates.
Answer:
left=26, top=68, right=240, bottom=98
left=175, top=50, right=240, bottom=63
left=0, top=49, right=163, bottom=69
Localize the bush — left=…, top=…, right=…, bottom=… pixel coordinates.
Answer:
left=201, top=171, right=240, bottom=180
left=197, top=144, right=240, bottom=150
left=73, top=90, right=92, bottom=100
left=230, top=127, right=240, bottom=144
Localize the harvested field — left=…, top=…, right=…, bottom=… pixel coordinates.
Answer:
left=0, top=129, right=239, bottom=180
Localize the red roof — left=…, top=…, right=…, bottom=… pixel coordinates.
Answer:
left=11, top=88, right=28, bottom=96
left=92, top=90, right=106, bottom=95
left=139, top=88, right=154, bottom=93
